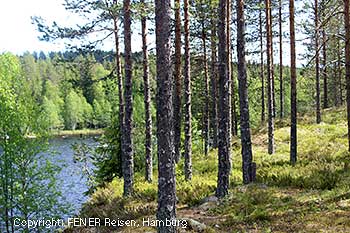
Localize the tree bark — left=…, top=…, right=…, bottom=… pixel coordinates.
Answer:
left=123, top=0, right=134, bottom=196
left=174, top=0, right=182, bottom=163
left=141, top=1, right=152, bottom=183
left=112, top=0, right=124, bottom=171
left=279, top=0, right=284, bottom=118
left=183, top=0, right=192, bottom=181
left=266, top=0, right=275, bottom=154
left=216, top=0, right=231, bottom=198
left=259, top=0, right=265, bottom=123
left=227, top=0, right=234, bottom=138
left=231, top=48, right=238, bottom=136
left=344, top=0, right=350, bottom=152
left=201, top=11, right=210, bottom=157
left=290, top=0, right=297, bottom=165
left=322, top=29, right=328, bottom=109
left=155, top=0, right=177, bottom=231
left=237, top=0, right=254, bottom=184
left=338, top=37, right=343, bottom=106
left=210, top=16, right=218, bottom=148
left=315, top=0, right=321, bottom=124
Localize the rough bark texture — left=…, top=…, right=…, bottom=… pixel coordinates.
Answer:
left=279, top=0, right=284, bottom=118
left=344, top=0, right=350, bottom=152
left=237, top=0, right=254, bottom=184
left=112, top=0, right=124, bottom=164
left=232, top=48, right=238, bottom=136
left=322, top=29, right=328, bottom=109
left=227, top=0, right=234, bottom=138
left=266, top=0, right=275, bottom=154
left=174, top=0, right=182, bottom=163
left=183, top=0, right=192, bottom=181
left=259, top=0, right=265, bottom=123
left=315, top=0, right=321, bottom=124
left=210, top=16, right=218, bottom=149
left=155, top=0, right=177, bottom=231
left=123, top=0, right=134, bottom=196
left=290, top=0, right=297, bottom=165
left=141, top=2, right=152, bottom=183
left=201, top=15, right=210, bottom=157
left=216, top=0, right=231, bottom=198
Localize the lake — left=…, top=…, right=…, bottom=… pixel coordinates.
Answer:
left=48, top=136, right=99, bottom=217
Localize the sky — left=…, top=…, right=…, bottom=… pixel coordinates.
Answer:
left=0, top=0, right=69, bottom=54
left=0, top=0, right=305, bottom=66
left=0, top=0, right=145, bottom=55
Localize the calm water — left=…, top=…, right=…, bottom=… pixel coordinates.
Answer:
left=47, top=136, right=99, bottom=216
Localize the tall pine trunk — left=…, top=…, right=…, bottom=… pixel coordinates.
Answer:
left=322, top=29, right=328, bottom=109
left=210, top=16, right=218, bottom=148
left=112, top=0, right=124, bottom=166
left=290, top=0, right=297, bottom=165
left=227, top=0, right=235, bottom=137
left=279, top=0, right=284, bottom=118
left=216, top=0, right=231, bottom=198
left=201, top=11, right=210, bottom=157
left=259, top=0, right=265, bottom=123
left=231, top=49, right=239, bottom=136
left=183, top=0, right=192, bottom=181
left=315, top=0, right=321, bottom=124
left=344, top=0, right=350, bottom=152
left=237, top=0, right=254, bottom=184
left=174, top=0, right=182, bottom=163
left=155, top=0, right=177, bottom=231
left=266, top=0, right=275, bottom=154
left=122, top=0, right=134, bottom=196
left=141, top=1, right=152, bottom=183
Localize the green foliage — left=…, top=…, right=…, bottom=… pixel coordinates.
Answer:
left=0, top=53, right=69, bottom=232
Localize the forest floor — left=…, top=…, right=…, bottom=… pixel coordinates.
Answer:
left=65, top=107, right=350, bottom=233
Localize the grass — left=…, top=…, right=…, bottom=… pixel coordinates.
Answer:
left=66, top=107, right=350, bottom=232
left=52, top=128, right=104, bottom=137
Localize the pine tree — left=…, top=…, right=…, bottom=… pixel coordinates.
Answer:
left=290, top=0, right=297, bottom=164
left=266, top=0, right=275, bottom=154
left=155, top=0, right=177, bottom=231
left=141, top=0, right=153, bottom=183
left=183, top=0, right=192, bottom=181
left=174, top=0, right=182, bottom=163
left=122, top=0, right=134, bottom=196
left=216, top=0, right=231, bottom=198
left=237, top=0, right=254, bottom=184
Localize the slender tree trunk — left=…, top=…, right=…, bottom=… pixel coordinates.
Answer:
left=279, top=0, right=284, bottom=118
left=227, top=0, right=234, bottom=138
left=322, top=29, right=328, bottom=109
left=174, top=0, right=182, bottom=163
left=141, top=2, right=152, bottom=183
left=216, top=0, right=231, bottom=198
left=290, top=0, right=297, bottom=165
left=266, top=0, right=275, bottom=154
left=113, top=0, right=124, bottom=177
left=315, top=0, right=321, bottom=124
left=155, top=0, right=176, bottom=232
left=338, top=38, right=343, bottom=106
left=259, top=0, right=265, bottom=123
left=210, top=16, right=218, bottom=148
left=183, top=0, right=192, bottom=181
left=201, top=14, right=210, bottom=156
left=123, top=0, right=134, bottom=196
left=237, top=0, right=254, bottom=184
left=344, top=0, right=350, bottom=152
left=232, top=49, right=238, bottom=136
